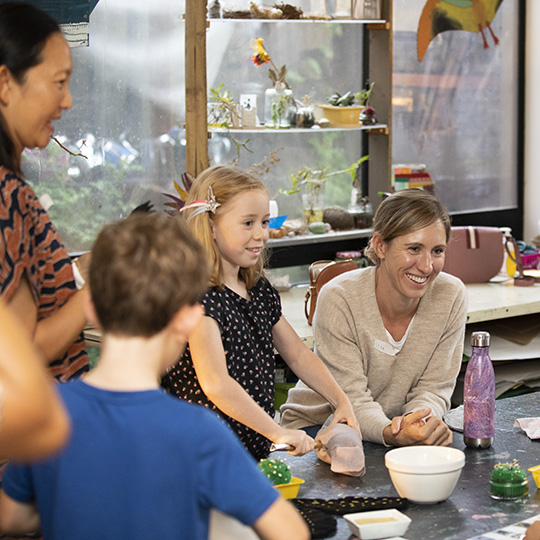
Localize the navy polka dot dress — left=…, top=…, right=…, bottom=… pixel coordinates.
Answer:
left=162, top=277, right=282, bottom=461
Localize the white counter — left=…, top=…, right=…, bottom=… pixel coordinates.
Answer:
left=466, top=280, right=540, bottom=324
left=85, top=278, right=540, bottom=351
left=280, top=278, right=540, bottom=345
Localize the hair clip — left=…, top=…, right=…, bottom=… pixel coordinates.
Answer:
left=180, top=187, right=220, bottom=223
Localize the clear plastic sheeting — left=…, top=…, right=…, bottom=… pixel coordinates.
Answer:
left=23, top=1, right=188, bottom=252
left=392, top=0, right=520, bottom=214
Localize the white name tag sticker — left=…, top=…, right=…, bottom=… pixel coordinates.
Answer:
left=374, top=339, right=395, bottom=356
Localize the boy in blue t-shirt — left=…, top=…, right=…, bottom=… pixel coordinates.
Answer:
left=0, top=213, right=309, bottom=540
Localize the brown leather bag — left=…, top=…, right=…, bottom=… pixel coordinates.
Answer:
left=304, top=260, right=357, bottom=325
left=442, top=226, right=504, bottom=284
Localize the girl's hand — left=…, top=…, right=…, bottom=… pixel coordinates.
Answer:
left=275, top=428, right=315, bottom=456
left=383, top=408, right=453, bottom=447
left=329, top=400, right=361, bottom=436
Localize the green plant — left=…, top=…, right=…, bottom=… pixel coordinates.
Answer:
left=24, top=143, right=141, bottom=252
left=208, top=84, right=240, bottom=128
left=327, top=91, right=356, bottom=107
left=279, top=154, right=367, bottom=223
left=355, top=82, right=375, bottom=106
left=326, top=82, right=375, bottom=107
left=280, top=155, right=369, bottom=196
left=271, top=92, right=291, bottom=126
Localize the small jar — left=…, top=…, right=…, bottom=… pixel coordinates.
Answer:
left=294, top=105, right=315, bottom=128
left=264, top=84, right=294, bottom=129
left=336, top=251, right=370, bottom=268
left=348, top=190, right=373, bottom=229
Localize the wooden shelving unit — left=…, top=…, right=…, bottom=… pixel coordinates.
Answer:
left=184, top=0, right=393, bottom=267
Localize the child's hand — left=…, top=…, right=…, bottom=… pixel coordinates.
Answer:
left=329, top=401, right=361, bottom=436
left=525, top=521, right=540, bottom=540
left=275, top=429, right=314, bottom=456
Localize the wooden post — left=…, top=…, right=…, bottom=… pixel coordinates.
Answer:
left=367, top=0, right=392, bottom=210
left=185, top=0, right=209, bottom=178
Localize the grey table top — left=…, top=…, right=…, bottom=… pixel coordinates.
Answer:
left=277, top=392, right=540, bottom=540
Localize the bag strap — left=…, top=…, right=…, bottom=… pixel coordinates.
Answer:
left=304, top=288, right=313, bottom=321
left=304, top=261, right=334, bottom=324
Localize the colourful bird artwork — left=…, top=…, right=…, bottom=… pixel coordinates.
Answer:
left=417, top=0, right=505, bottom=62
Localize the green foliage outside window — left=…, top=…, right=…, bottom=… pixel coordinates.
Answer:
left=23, top=143, right=142, bottom=252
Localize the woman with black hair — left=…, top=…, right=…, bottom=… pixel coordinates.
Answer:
left=0, top=2, right=89, bottom=380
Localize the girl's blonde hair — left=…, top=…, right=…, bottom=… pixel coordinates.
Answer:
left=184, top=165, right=268, bottom=289
left=365, top=189, right=451, bottom=265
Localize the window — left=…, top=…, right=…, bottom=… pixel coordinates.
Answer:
left=392, top=0, right=523, bottom=230
left=24, top=0, right=372, bottom=254
left=23, top=1, right=187, bottom=252
left=24, top=1, right=523, bottom=254
left=203, top=17, right=367, bottom=221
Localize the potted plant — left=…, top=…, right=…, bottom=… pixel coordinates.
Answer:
left=207, top=84, right=241, bottom=128
left=320, top=82, right=375, bottom=127
left=280, top=156, right=368, bottom=224
left=291, top=95, right=316, bottom=129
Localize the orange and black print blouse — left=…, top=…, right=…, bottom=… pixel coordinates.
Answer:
left=0, top=167, right=88, bottom=381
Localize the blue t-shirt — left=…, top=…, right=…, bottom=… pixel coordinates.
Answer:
left=2, top=381, right=278, bottom=540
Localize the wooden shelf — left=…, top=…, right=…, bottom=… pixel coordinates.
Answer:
left=185, top=0, right=392, bottom=267
left=366, top=21, right=391, bottom=30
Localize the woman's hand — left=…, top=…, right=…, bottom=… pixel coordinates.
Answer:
left=383, top=408, right=453, bottom=447
left=275, top=428, right=315, bottom=456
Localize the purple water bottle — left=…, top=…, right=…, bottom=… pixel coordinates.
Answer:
left=463, top=331, right=495, bottom=449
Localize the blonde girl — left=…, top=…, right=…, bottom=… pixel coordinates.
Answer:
left=162, top=165, right=358, bottom=460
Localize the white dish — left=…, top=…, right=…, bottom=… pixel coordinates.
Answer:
left=343, top=508, right=411, bottom=539
left=385, top=446, right=465, bottom=504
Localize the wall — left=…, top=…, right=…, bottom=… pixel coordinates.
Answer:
left=524, top=0, right=540, bottom=243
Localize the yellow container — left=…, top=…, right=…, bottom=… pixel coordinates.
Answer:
left=275, top=477, right=304, bottom=499
left=320, top=105, right=364, bottom=127
left=528, top=465, right=540, bottom=489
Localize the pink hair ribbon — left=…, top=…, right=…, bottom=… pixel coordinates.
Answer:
left=180, top=187, right=220, bottom=223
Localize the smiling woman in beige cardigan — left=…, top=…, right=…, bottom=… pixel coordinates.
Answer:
left=281, top=189, right=467, bottom=447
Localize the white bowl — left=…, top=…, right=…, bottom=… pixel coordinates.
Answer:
left=385, top=446, right=465, bottom=504
left=344, top=509, right=411, bottom=539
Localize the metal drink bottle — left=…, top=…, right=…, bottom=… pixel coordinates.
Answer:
left=463, top=331, right=495, bottom=448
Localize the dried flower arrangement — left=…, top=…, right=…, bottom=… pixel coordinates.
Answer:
left=251, top=37, right=289, bottom=89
